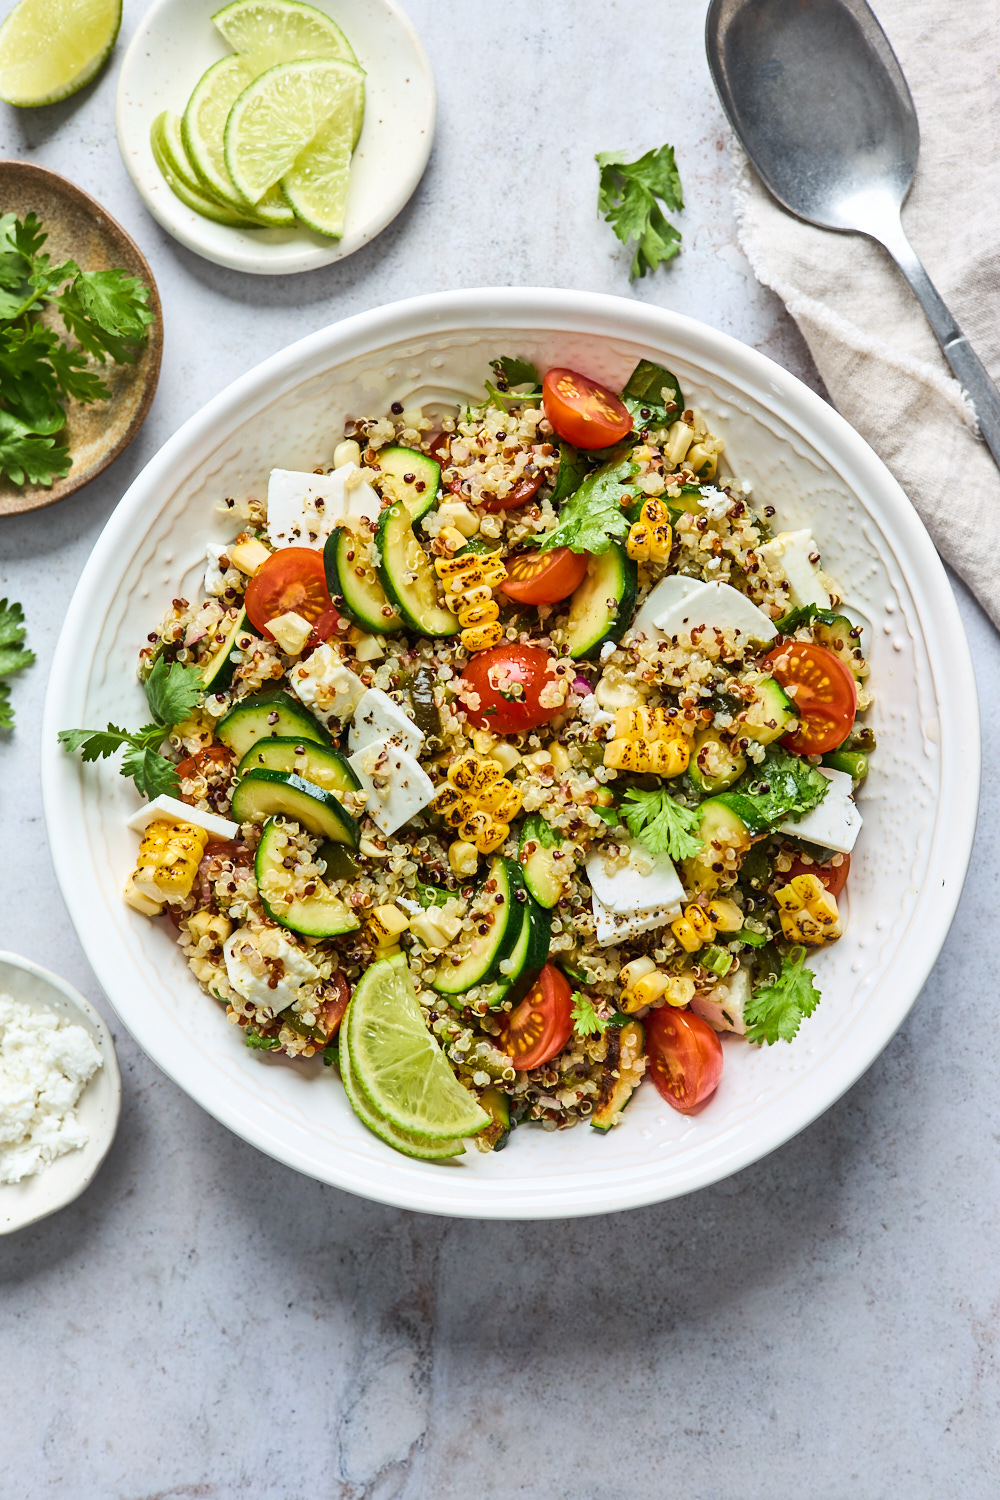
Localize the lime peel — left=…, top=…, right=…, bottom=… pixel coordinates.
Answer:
left=339, top=1023, right=465, bottom=1161
left=0, top=0, right=121, bottom=106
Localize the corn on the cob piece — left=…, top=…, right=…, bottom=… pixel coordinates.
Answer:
left=434, top=553, right=506, bottom=653
left=671, top=903, right=718, bottom=953
left=132, top=820, right=208, bottom=903
left=367, top=904, right=410, bottom=950
left=774, top=874, right=842, bottom=945
left=603, top=702, right=690, bottom=777
left=627, top=498, right=673, bottom=564
left=431, top=753, right=523, bottom=853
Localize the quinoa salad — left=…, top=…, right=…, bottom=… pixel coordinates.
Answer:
left=63, top=354, right=873, bottom=1158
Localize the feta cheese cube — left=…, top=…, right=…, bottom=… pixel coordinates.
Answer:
left=348, top=735, right=435, bottom=837
left=628, top=574, right=704, bottom=639
left=267, top=610, right=314, bottom=655
left=223, top=928, right=320, bottom=1012
left=591, top=892, right=678, bottom=947
left=204, top=543, right=229, bottom=597
left=757, top=530, right=832, bottom=610
left=778, top=767, right=862, bottom=853
left=586, top=840, right=685, bottom=915
left=348, top=688, right=424, bottom=759
left=267, top=465, right=381, bottom=550
left=126, top=795, right=238, bottom=841
left=291, top=645, right=366, bottom=726
left=653, top=580, right=777, bottom=645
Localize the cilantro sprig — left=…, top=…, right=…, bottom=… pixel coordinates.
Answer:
left=620, top=787, right=703, bottom=862
left=744, top=946, right=821, bottom=1045
left=732, top=746, right=830, bottom=833
left=596, top=144, right=684, bottom=280
left=571, top=992, right=609, bottom=1039
left=58, top=656, right=203, bottom=800
left=0, top=599, right=35, bottom=730
left=538, top=455, right=638, bottom=555
left=0, top=212, right=153, bottom=488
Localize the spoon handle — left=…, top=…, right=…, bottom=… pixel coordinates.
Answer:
left=875, top=214, right=1000, bottom=469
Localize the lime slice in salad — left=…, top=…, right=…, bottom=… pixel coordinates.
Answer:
left=183, top=55, right=294, bottom=227
left=212, top=0, right=356, bottom=67
left=0, top=0, right=120, bottom=105
left=224, top=57, right=363, bottom=206
left=338, top=1020, right=465, bottom=1161
left=347, top=953, right=489, bottom=1141
left=280, top=74, right=364, bottom=237
left=150, top=111, right=260, bottom=228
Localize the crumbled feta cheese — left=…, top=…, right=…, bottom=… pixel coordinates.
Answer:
left=698, top=485, right=732, bottom=520
left=204, top=543, right=229, bottom=596
left=267, top=466, right=381, bottom=550
left=348, top=735, right=435, bottom=836
left=0, top=992, right=103, bottom=1184
left=267, top=610, right=313, bottom=655
left=291, top=645, right=366, bottom=725
left=223, top=929, right=320, bottom=1011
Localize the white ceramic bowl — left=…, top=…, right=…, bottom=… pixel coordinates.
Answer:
left=41, top=289, right=979, bottom=1219
left=116, top=0, right=435, bottom=274
left=0, top=953, right=122, bottom=1234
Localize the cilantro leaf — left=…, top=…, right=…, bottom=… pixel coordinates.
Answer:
left=733, top=745, right=829, bottom=833
left=46, top=341, right=109, bottom=404
left=144, top=654, right=203, bottom=726
left=538, top=455, right=637, bottom=554
left=596, top=144, right=684, bottom=280
left=571, top=992, right=608, bottom=1038
left=592, top=804, right=621, bottom=827
left=121, top=744, right=181, bottom=799
left=490, top=356, right=539, bottom=391
left=744, top=946, right=821, bottom=1045
left=0, top=598, right=33, bottom=730
left=0, top=410, right=71, bottom=486
left=59, top=660, right=198, bottom=799
left=244, top=1027, right=282, bottom=1051
left=57, top=724, right=136, bottom=759
left=0, top=683, right=12, bottom=731
left=523, top=812, right=561, bottom=849
left=620, top=786, right=703, bottom=862
left=621, top=359, right=684, bottom=427
left=73, top=269, right=154, bottom=344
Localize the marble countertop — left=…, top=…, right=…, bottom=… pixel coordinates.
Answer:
left=3, top=2, right=999, bottom=1495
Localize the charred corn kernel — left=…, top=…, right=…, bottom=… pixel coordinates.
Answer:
left=640, top=497, right=671, bottom=528
left=687, top=442, right=718, bottom=479
left=367, top=904, right=410, bottom=947
left=663, top=976, right=696, bottom=1007
left=664, top=420, right=694, bottom=468
left=123, top=876, right=162, bottom=916
left=228, top=535, right=271, bottom=576
left=626, top=499, right=673, bottom=564
left=478, top=779, right=516, bottom=815
left=434, top=555, right=506, bottom=590
left=431, top=783, right=463, bottom=813
left=458, top=582, right=494, bottom=612
left=613, top=704, right=677, bottom=739
left=410, top=912, right=451, bottom=950
left=461, top=622, right=504, bottom=652
left=474, top=820, right=509, bottom=853
left=186, top=910, right=232, bottom=945
left=267, top=610, right=313, bottom=655
left=438, top=525, right=469, bottom=553
left=448, top=753, right=501, bottom=795
left=434, top=553, right=477, bottom=584
left=604, top=735, right=689, bottom=777
left=671, top=903, right=717, bottom=953
left=437, top=753, right=522, bottom=851
left=547, top=741, right=571, bottom=773
left=705, top=897, right=743, bottom=932
left=621, top=957, right=657, bottom=989
left=774, top=874, right=842, bottom=945
left=631, top=972, right=671, bottom=1006
left=448, top=839, right=480, bottom=876
left=627, top=522, right=652, bottom=562
left=649, top=522, right=672, bottom=558
left=459, top=599, right=500, bottom=628
left=133, top=820, right=208, bottom=902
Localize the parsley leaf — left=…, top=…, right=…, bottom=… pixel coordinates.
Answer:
left=490, top=356, right=539, bottom=391
left=733, top=745, right=829, bottom=833
left=58, top=659, right=202, bottom=800
left=744, top=946, right=821, bottom=1045
left=571, top=992, right=608, bottom=1038
left=596, top=144, right=684, bottom=280
left=538, top=455, right=638, bottom=554
left=621, top=786, right=703, bottom=862
left=0, top=598, right=34, bottom=730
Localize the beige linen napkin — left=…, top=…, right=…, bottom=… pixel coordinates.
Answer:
left=732, top=0, right=1000, bottom=626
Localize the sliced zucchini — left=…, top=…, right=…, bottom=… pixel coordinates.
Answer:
left=216, top=689, right=330, bottom=760
left=199, top=607, right=251, bottom=693
left=565, top=543, right=638, bottom=660
left=681, top=795, right=753, bottom=893
left=230, top=769, right=359, bottom=847
left=518, top=814, right=567, bottom=909
left=478, top=1087, right=512, bottom=1151
left=236, top=736, right=359, bottom=795
left=324, top=525, right=403, bottom=635
left=376, top=500, right=459, bottom=637
left=255, top=818, right=360, bottom=938
left=738, top=677, right=796, bottom=746
left=591, top=1019, right=646, bottom=1133
left=812, top=612, right=867, bottom=679
left=688, top=729, right=747, bottom=795
left=430, top=856, right=523, bottom=995
left=370, top=445, right=440, bottom=521
left=479, top=895, right=552, bottom=1008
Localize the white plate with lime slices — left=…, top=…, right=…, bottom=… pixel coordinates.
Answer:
left=116, top=0, right=435, bottom=274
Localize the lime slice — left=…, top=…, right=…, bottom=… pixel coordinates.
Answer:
left=0, top=0, right=120, bottom=105
left=225, top=57, right=364, bottom=206
left=338, top=1021, right=465, bottom=1161
left=279, top=74, right=363, bottom=237
left=183, top=56, right=294, bottom=227
left=212, top=0, right=356, bottom=67
left=347, top=954, right=489, bottom=1141
left=150, top=112, right=260, bottom=228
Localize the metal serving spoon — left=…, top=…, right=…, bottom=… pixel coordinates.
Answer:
left=705, top=0, right=1000, bottom=469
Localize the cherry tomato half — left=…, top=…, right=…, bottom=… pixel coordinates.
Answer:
left=318, top=972, right=351, bottom=1041
left=762, top=640, right=858, bottom=756
left=461, top=643, right=565, bottom=734
left=785, top=852, right=851, bottom=899
left=175, top=745, right=233, bottom=780
left=499, top=546, right=589, bottom=606
left=245, top=547, right=337, bottom=640
left=500, top=964, right=574, bottom=1071
left=542, top=367, right=633, bottom=450
left=646, top=1006, right=724, bottom=1113
left=446, top=469, right=545, bottom=512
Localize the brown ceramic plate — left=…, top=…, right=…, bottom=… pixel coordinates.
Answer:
left=0, top=161, right=163, bottom=517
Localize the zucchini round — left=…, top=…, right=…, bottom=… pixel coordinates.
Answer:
left=200, top=607, right=251, bottom=693
left=430, top=856, right=523, bottom=996
left=230, top=769, right=359, bottom=847
left=255, top=818, right=360, bottom=938
left=370, top=445, right=440, bottom=521
left=479, top=895, right=552, bottom=1008
left=217, top=689, right=330, bottom=760
left=518, top=814, right=566, bottom=909
left=237, top=735, right=359, bottom=795
left=376, top=500, right=459, bottom=637
left=324, top=525, right=403, bottom=635
left=565, top=544, right=638, bottom=660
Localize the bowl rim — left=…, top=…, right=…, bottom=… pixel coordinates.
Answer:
left=40, top=288, right=980, bottom=1218
left=114, top=0, right=436, bottom=276
left=0, top=950, right=122, bottom=1234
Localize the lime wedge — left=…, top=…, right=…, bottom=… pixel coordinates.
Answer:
left=347, top=954, right=489, bottom=1141
left=212, top=0, right=356, bottom=67
left=338, top=1022, right=465, bottom=1161
left=150, top=112, right=260, bottom=228
left=225, top=56, right=364, bottom=206
left=183, top=55, right=294, bottom=227
left=0, top=0, right=120, bottom=105
left=280, top=76, right=363, bottom=237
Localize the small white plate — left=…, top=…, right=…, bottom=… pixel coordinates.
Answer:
left=115, top=0, right=436, bottom=275
left=0, top=952, right=122, bottom=1235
